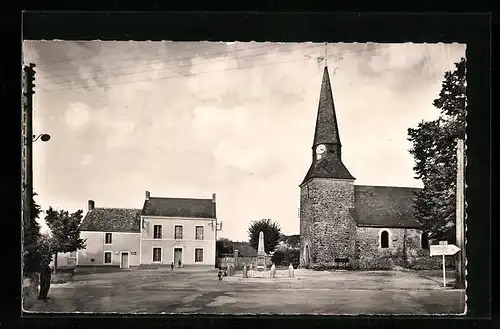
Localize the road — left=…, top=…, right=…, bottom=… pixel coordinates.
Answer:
left=23, top=267, right=466, bottom=315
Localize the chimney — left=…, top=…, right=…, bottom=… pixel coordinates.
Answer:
left=146, top=191, right=150, bottom=200
left=212, top=193, right=217, bottom=219
left=88, top=200, right=95, bottom=211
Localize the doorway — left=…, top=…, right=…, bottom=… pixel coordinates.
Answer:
left=304, top=245, right=310, bottom=269
left=174, top=248, right=183, bottom=267
left=120, top=252, right=129, bottom=269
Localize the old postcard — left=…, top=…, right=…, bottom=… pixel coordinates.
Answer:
left=21, top=41, right=467, bottom=315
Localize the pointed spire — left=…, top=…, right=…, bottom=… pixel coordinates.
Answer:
left=300, top=65, right=355, bottom=186
left=313, top=66, right=341, bottom=147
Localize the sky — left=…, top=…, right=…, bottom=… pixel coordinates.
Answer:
left=23, top=41, right=466, bottom=241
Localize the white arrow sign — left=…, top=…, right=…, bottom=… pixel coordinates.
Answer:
left=429, top=241, right=461, bottom=287
left=430, top=244, right=460, bottom=257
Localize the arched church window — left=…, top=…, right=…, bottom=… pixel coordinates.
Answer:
left=421, top=232, right=429, bottom=249
left=380, top=231, right=389, bottom=248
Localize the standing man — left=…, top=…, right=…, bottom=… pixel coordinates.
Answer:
left=38, top=262, right=51, bottom=301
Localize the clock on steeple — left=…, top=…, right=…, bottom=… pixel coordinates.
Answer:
left=316, top=144, right=326, bottom=154
left=316, top=144, right=326, bottom=159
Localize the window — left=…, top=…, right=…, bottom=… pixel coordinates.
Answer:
left=153, top=247, right=162, bottom=262
left=105, top=233, right=112, bottom=244
left=153, top=225, right=162, bottom=239
left=195, top=226, right=204, bottom=240
left=174, top=225, right=183, bottom=239
left=68, top=251, right=77, bottom=266
left=421, top=232, right=429, bottom=249
left=380, top=231, right=389, bottom=248
left=195, top=248, right=204, bottom=263
left=104, top=251, right=112, bottom=264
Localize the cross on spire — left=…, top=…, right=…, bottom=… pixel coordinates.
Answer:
left=324, top=42, right=328, bottom=67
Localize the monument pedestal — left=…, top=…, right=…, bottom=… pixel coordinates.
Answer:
left=255, top=255, right=267, bottom=271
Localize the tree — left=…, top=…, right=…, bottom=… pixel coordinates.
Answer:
left=23, top=193, right=42, bottom=274
left=44, top=207, right=86, bottom=273
left=216, top=238, right=234, bottom=257
left=407, top=57, right=466, bottom=241
left=38, top=233, right=54, bottom=267
left=280, top=234, right=300, bottom=249
left=247, top=218, right=281, bottom=254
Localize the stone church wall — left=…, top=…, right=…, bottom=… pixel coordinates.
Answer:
left=404, top=229, right=443, bottom=270
left=300, top=178, right=357, bottom=269
left=355, top=227, right=443, bottom=270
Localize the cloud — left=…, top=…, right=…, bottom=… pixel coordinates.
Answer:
left=25, top=41, right=466, bottom=241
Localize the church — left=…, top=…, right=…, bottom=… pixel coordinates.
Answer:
left=299, top=66, right=440, bottom=270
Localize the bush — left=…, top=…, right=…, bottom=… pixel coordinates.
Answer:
left=271, top=250, right=285, bottom=266
left=272, top=248, right=299, bottom=268
left=282, top=248, right=300, bottom=268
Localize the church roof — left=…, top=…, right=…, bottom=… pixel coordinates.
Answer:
left=80, top=208, right=142, bottom=232
left=300, top=156, right=355, bottom=186
left=141, top=197, right=216, bottom=219
left=352, top=185, right=422, bottom=228
left=313, top=66, right=341, bottom=147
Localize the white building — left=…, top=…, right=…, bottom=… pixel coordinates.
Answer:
left=76, top=192, right=218, bottom=268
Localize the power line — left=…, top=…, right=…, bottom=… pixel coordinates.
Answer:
left=34, top=42, right=161, bottom=68
left=43, top=45, right=393, bottom=93
left=43, top=42, right=284, bottom=82
left=42, top=43, right=323, bottom=88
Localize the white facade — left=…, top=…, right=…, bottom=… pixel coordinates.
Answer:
left=140, top=215, right=217, bottom=267
left=77, top=231, right=141, bottom=268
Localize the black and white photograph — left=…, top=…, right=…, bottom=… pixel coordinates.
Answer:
left=21, top=40, right=467, bottom=315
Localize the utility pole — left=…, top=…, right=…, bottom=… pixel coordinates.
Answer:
left=23, top=63, right=36, bottom=258
left=456, top=138, right=465, bottom=289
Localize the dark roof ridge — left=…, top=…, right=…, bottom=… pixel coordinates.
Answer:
left=355, top=184, right=422, bottom=189
left=149, top=196, right=213, bottom=201
left=92, top=207, right=142, bottom=210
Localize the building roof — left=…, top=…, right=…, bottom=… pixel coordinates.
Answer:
left=141, top=197, right=216, bottom=219
left=313, top=66, right=342, bottom=147
left=301, top=157, right=355, bottom=186
left=231, top=242, right=257, bottom=257
left=79, top=208, right=142, bottom=232
left=352, top=185, right=422, bottom=229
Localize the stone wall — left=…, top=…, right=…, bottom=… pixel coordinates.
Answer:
left=355, top=227, right=444, bottom=270
left=300, top=178, right=357, bottom=269
left=405, top=229, right=445, bottom=270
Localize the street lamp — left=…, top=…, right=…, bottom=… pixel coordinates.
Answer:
left=33, top=134, right=51, bottom=142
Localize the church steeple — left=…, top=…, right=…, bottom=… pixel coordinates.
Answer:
left=300, top=66, right=355, bottom=186
left=313, top=66, right=342, bottom=148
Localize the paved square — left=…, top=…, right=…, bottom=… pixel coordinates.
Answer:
left=23, top=268, right=466, bottom=315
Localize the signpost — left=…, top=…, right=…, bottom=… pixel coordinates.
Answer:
left=430, top=241, right=461, bottom=287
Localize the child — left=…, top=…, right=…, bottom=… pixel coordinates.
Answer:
left=217, top=267, right=224, bottom=280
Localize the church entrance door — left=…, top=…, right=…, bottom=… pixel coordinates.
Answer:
left=304, top=245, right=310, bottom=269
